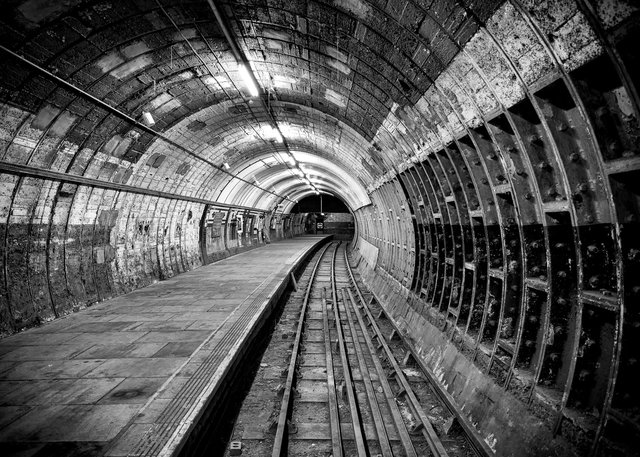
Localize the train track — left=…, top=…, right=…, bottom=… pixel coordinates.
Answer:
left=224, top=241, right=479, bottom=457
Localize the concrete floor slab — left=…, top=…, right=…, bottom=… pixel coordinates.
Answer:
left=134, top=329, right=212, bottom=343
left=0, top=236, right=330, bottom=456
left=121, top=320, right=195, bottom=332
left=0, top=360, right=106, bottom=381
left=152, top=341, right=200, bottom=358
left=83, top=357, right=186, bottom=378
left=0, top=345, right=86, bottom=362
left=98, top=377, right=166, bottom=404
left=73, top=342, right=167, bottom=359
left=0, top=406, right=33, bottom=429
left=0, top=404, right=141, bottom=441
left=0, top=378, right=123, bottom=405
left=2, top=333, right=83, bottom=346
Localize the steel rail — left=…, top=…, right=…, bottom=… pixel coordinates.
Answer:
left=336, top=258, right=419, bottom=457
left=338, top=287, right=394, bottom=457
left=329, top=243, right=367, bottom=457
left=345, top=256, right=492, bottom=457
left=343, top=248, right=451, bottom=457
left=271, top=241, right=333, bottom=457
left=340, top=285, right=419, bottom=457
left=321, top=243, right=343, bottom=457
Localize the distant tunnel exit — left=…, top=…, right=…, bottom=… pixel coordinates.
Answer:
left=292, top=194, right=355, bottom=240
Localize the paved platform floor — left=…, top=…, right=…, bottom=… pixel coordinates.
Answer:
left=0, top=236, right=330, bottom=456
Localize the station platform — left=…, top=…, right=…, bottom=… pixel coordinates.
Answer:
left=0, top=235, right=330, bottom=456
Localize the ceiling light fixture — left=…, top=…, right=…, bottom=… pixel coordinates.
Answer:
left=142, top=111, right=155, bottom=126
left=238, top=63, right=259, bottom=97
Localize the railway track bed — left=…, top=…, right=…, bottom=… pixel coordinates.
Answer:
left=222, top=241, right=479, bottom=457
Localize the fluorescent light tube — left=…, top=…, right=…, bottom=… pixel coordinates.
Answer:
left=142, top=111, right=155, bottom=126
left=238, top=64, right=259, bottom=97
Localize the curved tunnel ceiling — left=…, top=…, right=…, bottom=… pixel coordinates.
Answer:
left=0, top=0, right=508, bottom=213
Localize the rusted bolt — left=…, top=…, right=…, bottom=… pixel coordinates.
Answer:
left=507, top=146, right=517, bottom=153
left=595, top=107, right=607, bottom=118
left=556, top=297, right=567, bottom=306
left=576, top=183, right=589, bottom=193
left=473, top=160, right=481, bottom=166
left=586, top=244, right=599, bottom=255
left=481, top=178, right=489, bottom=184
left=609, top=141, right=621, bottom=153
left=524, top=192, right=533, bottom=200
left=557, top=122, right=569, bottom=132
left=557, top=270, right=567, bottom=278
left=569, top=152, right=580, bottom=162
left=555, top=242, right=566, bottom=249
left=487, top=153, right=497, bottom=160
left=585, top=214, right=594, bottom=223
left=529, top=134, right=542, bottom=146
left=537, top=161, right=552, bottom=170
left=516, top=168, right=526, bottom=176
left=546, top=186, right=558, bottom=197
left=588, top=275, right=601, bottom=289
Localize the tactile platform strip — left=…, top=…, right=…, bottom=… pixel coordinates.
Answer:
left=109, top=239, right=326, bottom=457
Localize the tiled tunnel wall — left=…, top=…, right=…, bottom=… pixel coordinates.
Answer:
left=0, top=169, right=306, bottom=335
left=0, top=0, right=639, bottom=455
left=351, top=1, right=640, bottom=455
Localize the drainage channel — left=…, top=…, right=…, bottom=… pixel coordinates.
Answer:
left=219, top=241, right=481, bottom=457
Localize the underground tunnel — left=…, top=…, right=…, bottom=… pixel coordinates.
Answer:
left=0, top=0, right=639, bottom=455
